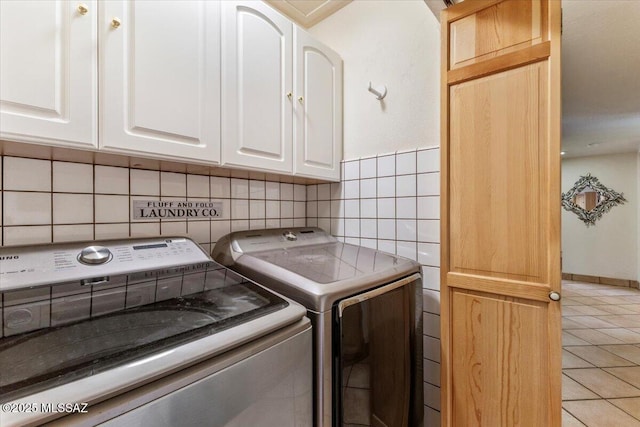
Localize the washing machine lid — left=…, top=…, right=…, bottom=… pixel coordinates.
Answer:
left=0, top=280, right=288, bottom=403
left=212, top=228, right=421, bottom=311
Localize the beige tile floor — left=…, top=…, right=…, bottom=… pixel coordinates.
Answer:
left=562, top=280, right=640, bottom=426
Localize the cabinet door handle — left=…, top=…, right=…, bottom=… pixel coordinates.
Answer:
left=77, top=3, right=89, bottom=15
left=287, top=92, right=292, bottom=100
left=298, top=96, right=304, bottom=104
left=111, top=17, right=122, bottom=29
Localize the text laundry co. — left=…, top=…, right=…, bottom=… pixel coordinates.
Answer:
left=133, top=200, right=223, bottom=220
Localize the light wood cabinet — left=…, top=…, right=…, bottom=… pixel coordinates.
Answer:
left=0, top=0, right=97, bottom=149
left=440, top=1, right=562, bottom=425
left=222, top=1, right=342, bottom=180
left=99, top=1, right=221, bottom=164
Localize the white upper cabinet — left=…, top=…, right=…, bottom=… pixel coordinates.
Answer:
left=221, top=2, right=343, bottom=180
left=99, top=1, right=221, bottom=164
left=221, top=1, right=293, bottom=173
left=294, top=27, right=342, bottom=181
left=0, top=0, right=97, bottom=148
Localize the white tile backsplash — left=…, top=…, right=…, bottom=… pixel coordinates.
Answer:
left=53, top=224, right=94, bottom=242
left=417, top=196, right=440, bottom=220
left=161, top=172, right=186, bottom=197
left=53, top=193, right=93, bottom=224
left=417, top=173, right=439, bottom=196
left=187, top=174, right=210, bottom=198
left=161, top=221, right=187, bottom=236
left=418, top=148, right=440, bottom=173
left=231, top=199, right=250, bottom=220
left=396, top=174, right=416, bottom=197
left=3, top=157, right=51, bottom=191
left=397, top=240, right=417, bottom=261
left=294, top=184, right=306, bottom=201
left=3, top=226, right=52, bottom=245
left=396, top=151, right=416, bottom=175
left=344, top=200, right=359, bottom=218
left=95, top=166, right=129, bottom=195
left=3, top=192, right=51, bottom=225
left=418, top=220, right=440, bottom=243
left=210, top=176, right=231, bottom=198
left=130, top=169, right=160, bottom=196
left=250, top=200, right=266, bottom=219
left=360, top=178, right=376, bottom=199
left=231, top=178, right=249, bottom=199
left=344, top=180, right=359, bottom=199
left=344, top=160, right=359, bottom=180
left=360, top=157, right=377, bottom=179
left=377, top=155, right=395, bottom=177
left=95, top=195, right=129, bottom=223
left=377, top=176, right=395, bottom=198
left=130, top=222, right=160, bottom=237
left=266, top=200, right=281, bottom=219
left=378, top=219, right=396, bottom=240
left=53, top=162, right=93, bottom=193
left=397, top=197, right=417, bottom=219
left=95, top=223, right=130, bottom=240
left=1, top=156, right=307, bottom=249
left=281, top=201, right=294, bottom=218
left=359, top=199, right=376, bottom=218
left=397, top=219, right=417, bottom=241
left=249, top=180, right=266, bottom=199
left=280, top=183, right=294, bottom=200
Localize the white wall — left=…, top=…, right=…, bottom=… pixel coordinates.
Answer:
left=309, top=0, right=441, bottom=160
left=562, top=152, right=639, bottom=281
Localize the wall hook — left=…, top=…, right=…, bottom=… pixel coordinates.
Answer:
left=368, top=82, right=387, bottom=100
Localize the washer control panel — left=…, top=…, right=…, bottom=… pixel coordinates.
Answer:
left=0, top=237, right=211, bottom=291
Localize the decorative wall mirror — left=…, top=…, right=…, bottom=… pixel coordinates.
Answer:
left=562, top=174, right=627, bottom=226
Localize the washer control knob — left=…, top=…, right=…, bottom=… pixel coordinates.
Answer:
left=283, top=231, right=298, bottom=241
left=79, top=246, right=112, bottom=265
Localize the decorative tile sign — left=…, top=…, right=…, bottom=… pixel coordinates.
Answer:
left=133, top=200, right=223, bottom=220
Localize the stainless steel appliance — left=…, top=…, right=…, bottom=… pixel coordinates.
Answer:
left=212, top=228, right=423, bottom=427
left=0, top=237, right=312, bottom=427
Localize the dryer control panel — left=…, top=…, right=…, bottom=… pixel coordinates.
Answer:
left=226, top=228, right=337, bottom=255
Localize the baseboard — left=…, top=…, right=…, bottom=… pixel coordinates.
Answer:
left=562, top=272, right=640, bottom=289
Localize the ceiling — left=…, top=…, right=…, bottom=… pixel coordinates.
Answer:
left=561, top=0, right=640, bottom=158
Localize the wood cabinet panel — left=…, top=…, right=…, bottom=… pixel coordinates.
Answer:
left=450, top=0, right=546, bottom=70
left=449, top=62, right=547, bottom=282
left=451, top=289, right=549, bottom=426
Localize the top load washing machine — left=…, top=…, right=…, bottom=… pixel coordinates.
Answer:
left=212, top=227, right=423, bottom=427
left=0, top=237, right=312, bottom=427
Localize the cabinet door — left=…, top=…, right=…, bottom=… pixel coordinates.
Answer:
left=294, top=27, right=342, bottom=181
left=221, top=1, right=293, bottom=173
left=0, top=0, right=97, bottom=148
left=100, top=0, right=220, bottom=164
left=440, top=1, right=562, bottom=425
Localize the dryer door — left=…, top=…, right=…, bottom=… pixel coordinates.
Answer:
left=335, top=273, right=422, bottom=427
